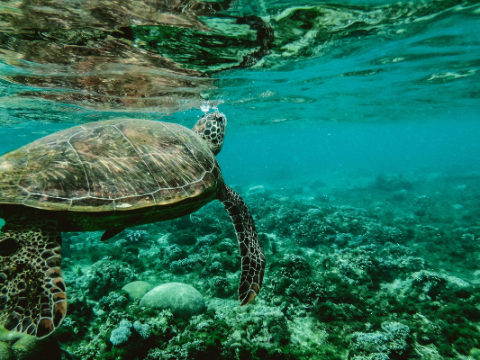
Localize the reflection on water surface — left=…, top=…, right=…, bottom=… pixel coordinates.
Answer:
left=0, top=0, right=478, bottom=124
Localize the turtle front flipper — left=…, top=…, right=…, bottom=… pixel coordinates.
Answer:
left=219, top=185, right=265, bottom=306
left=0, top=216, right=66, bottom=338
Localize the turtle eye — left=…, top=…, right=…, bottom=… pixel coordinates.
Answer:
left=0, top=237, right=18, bottom=257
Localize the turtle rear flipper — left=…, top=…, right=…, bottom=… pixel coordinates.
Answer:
left=220, top=185, right=265, bottom=306
left=0, top=216, right=66, bottom=338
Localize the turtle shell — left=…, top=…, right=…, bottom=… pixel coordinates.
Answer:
left=0, top=119, right=221, bottom=212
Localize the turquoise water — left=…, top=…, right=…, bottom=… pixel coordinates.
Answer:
left=1, top=0, right=480, bottom=359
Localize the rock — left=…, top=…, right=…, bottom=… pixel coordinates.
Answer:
left=122, top=281, right=154, bottom=300
left=0, top=326, right=61, bottom=360
left=140, top=282, right=205, bottom=319
left=247, top=185, right=266, bottom=197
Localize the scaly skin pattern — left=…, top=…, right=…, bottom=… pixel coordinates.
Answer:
left=192, top=112, right=227, bottom=156
left=220, top=185, right=266, bottom=305
left=0, top=216, right=65, bottom=338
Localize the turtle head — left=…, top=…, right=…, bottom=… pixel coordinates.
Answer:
left=193, top=111, right=227, bottom=156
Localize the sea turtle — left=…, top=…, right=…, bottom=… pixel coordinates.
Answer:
left=0, top=112, right=265, bottom=338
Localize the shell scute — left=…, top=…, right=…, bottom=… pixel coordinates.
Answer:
left=23, top=194, right=71, bottom=210
left=202, top=172, right=217, bottom=188
left=166, top=122, right=216, bottom=172
left=152, top=188, right=186, bottom=205
left=70, top=125, right=158, bottom=199
left=115, top=194, right=155, bottom=209
left=0, top=119, right=220, bottom=212
left=0, top=148, right=30, bottom=204
left=70, top=197, right=115, bottom=212
left=118, top=121, right=208, bottom=189
left=19, top=142, right=88, bottom=199
left=183, top=180, right=206, bottom=198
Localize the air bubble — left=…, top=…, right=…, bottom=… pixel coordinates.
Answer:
left=200, top=101, right=211, bottom=113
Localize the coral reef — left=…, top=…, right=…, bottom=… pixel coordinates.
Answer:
left=56, top=171, right=480, bottom=359
left=86, top=260, right=138, bottom=300
left=110, top=320, right=133, bottom=346
left=351, top=321, right=411, bottom=359
left=133, top=321, right=152, bottom=340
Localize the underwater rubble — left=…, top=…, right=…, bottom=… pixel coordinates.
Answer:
left=30, top=170, right=480, bottom=359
